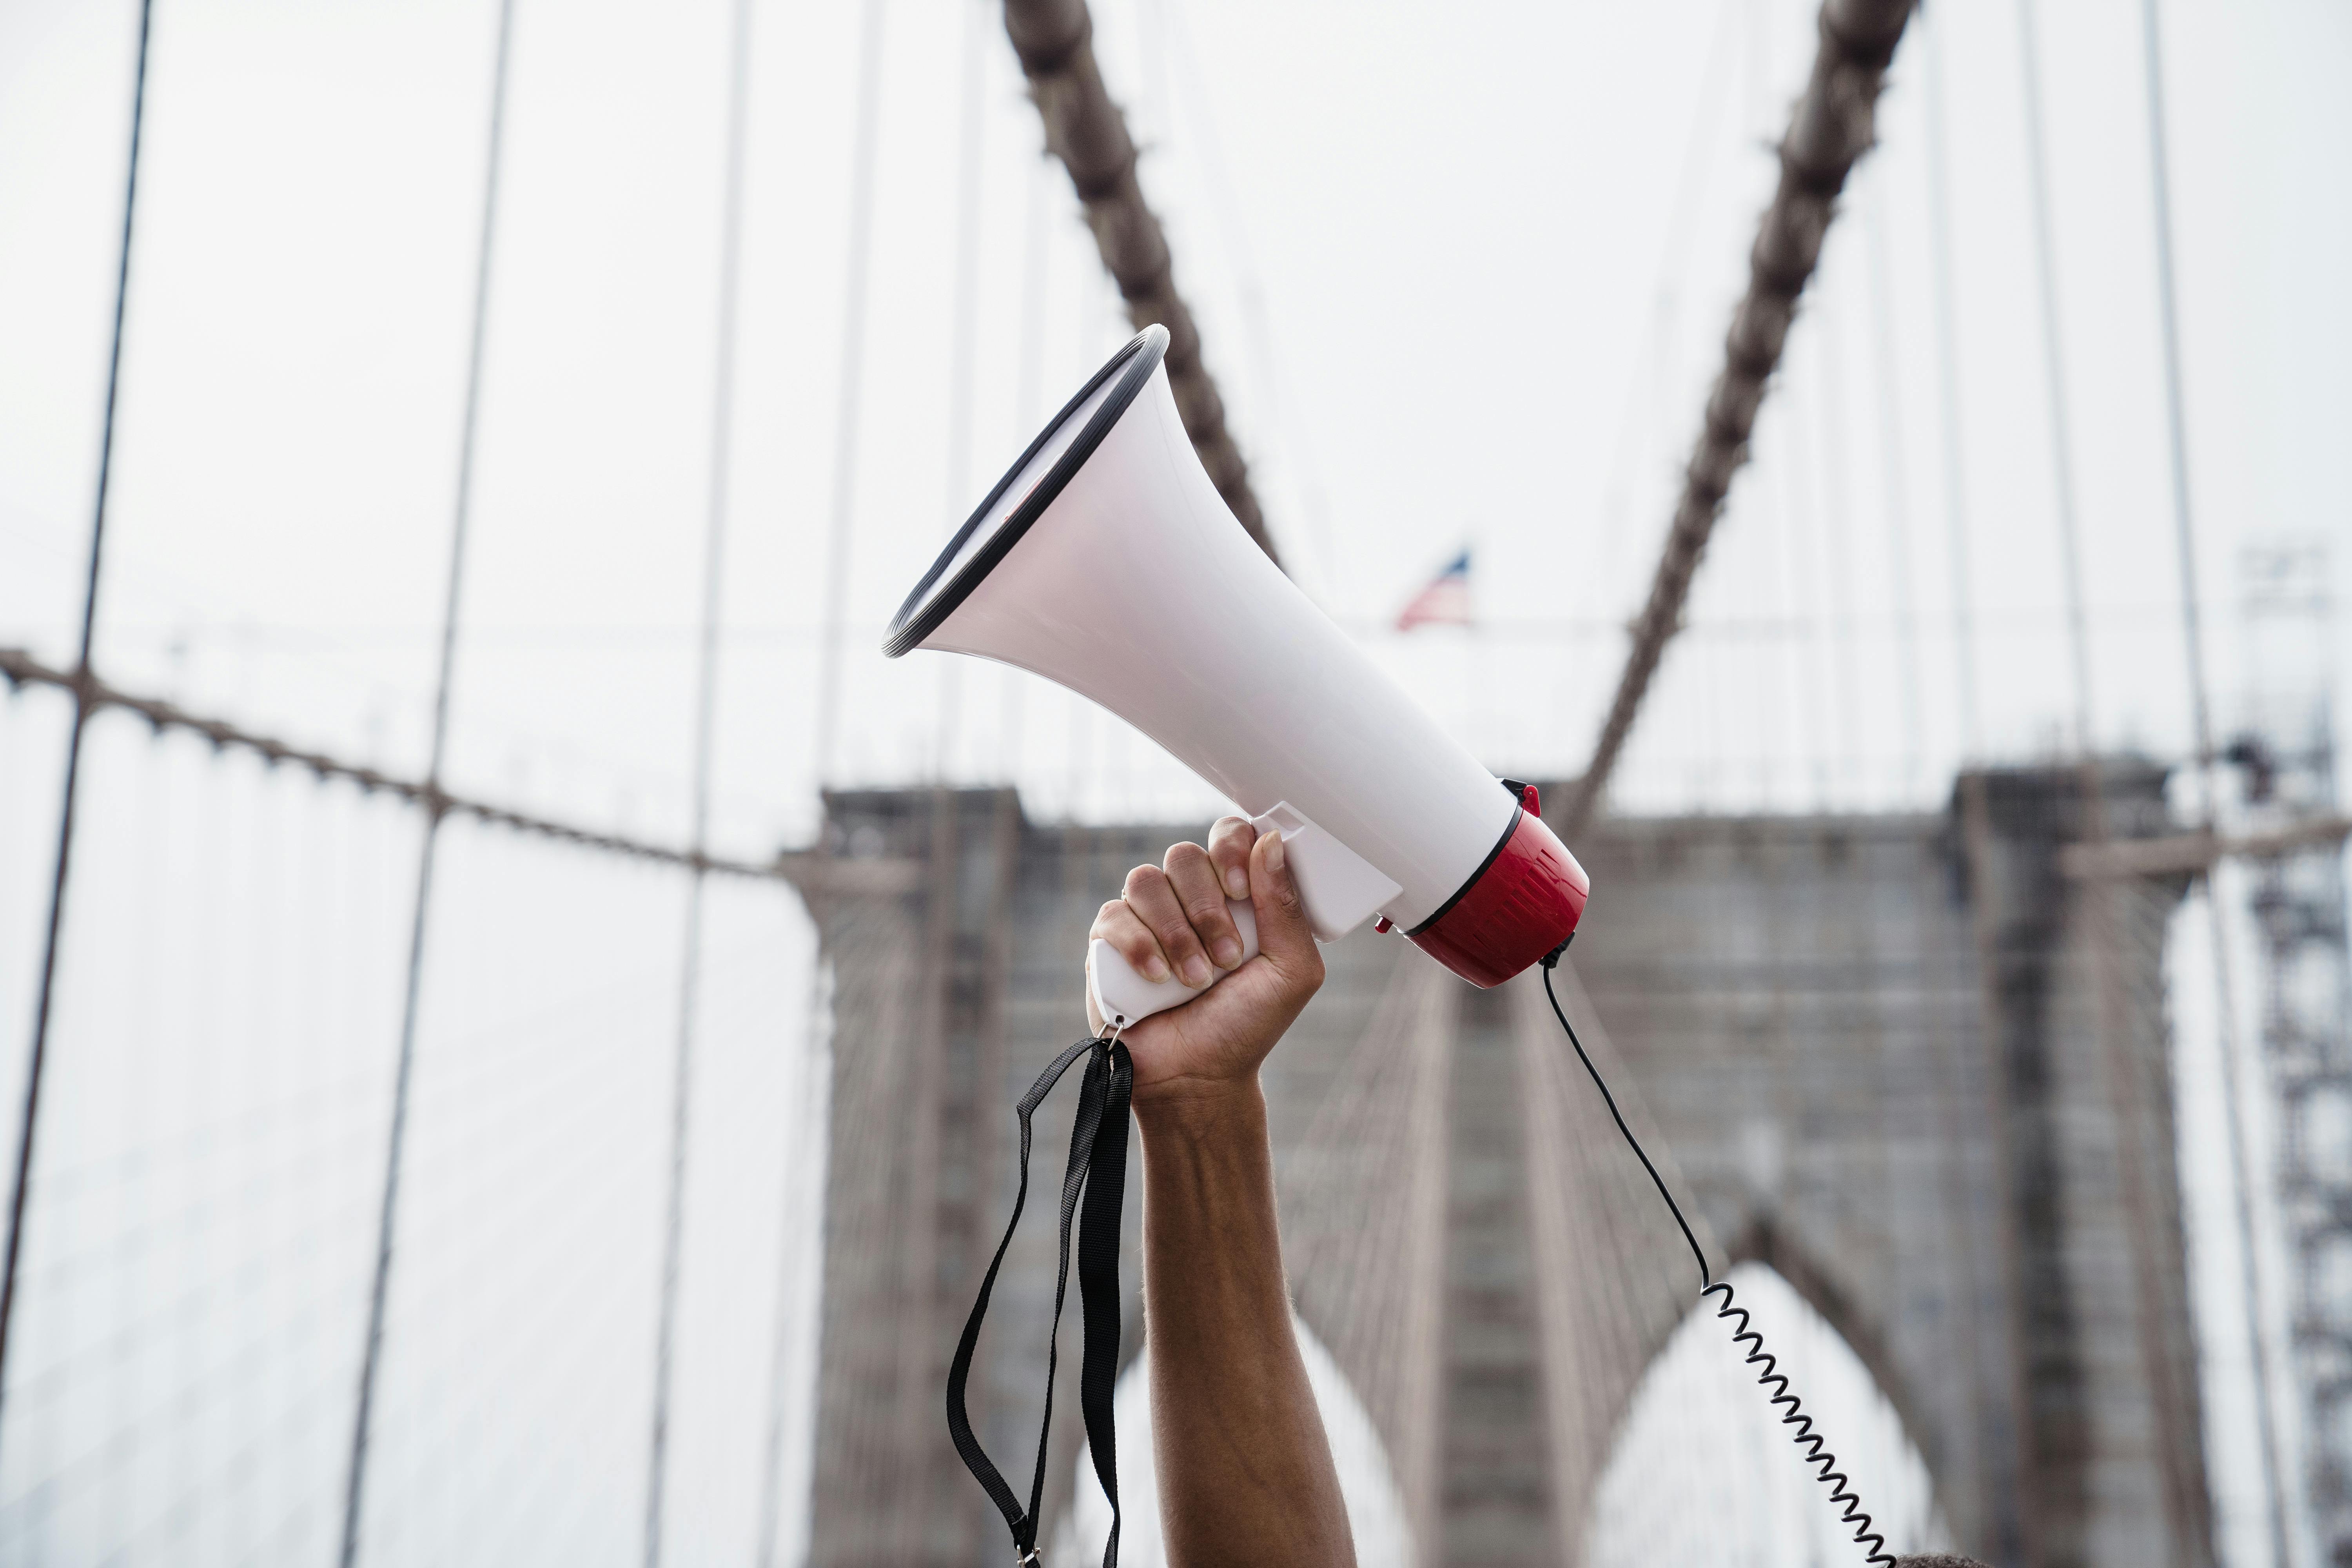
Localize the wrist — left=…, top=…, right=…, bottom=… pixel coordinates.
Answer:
left=1131, top=1070, right=1265, bottom=1134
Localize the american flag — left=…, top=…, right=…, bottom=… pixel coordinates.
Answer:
left=1395, top=548, right=1472, bottom=632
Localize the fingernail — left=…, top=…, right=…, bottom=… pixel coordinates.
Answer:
left=1143, top=955, right=1169, bottom=982
left=1265, top=832, right=1287, bottom=874
left=1212, top=937, right=1241, bottom=968
left=1225, top=868, right=1248, bottom=898
left=1182, top=956, right=1212, bottom=988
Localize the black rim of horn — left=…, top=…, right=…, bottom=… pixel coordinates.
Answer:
left=882, top=324, right=1169, bottom=659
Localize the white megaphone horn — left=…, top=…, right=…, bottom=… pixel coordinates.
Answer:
left=884, top=325, right=1588, bottom=1029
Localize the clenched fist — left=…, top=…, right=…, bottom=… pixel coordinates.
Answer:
left=1085, top=815, right=1325, bottom=1107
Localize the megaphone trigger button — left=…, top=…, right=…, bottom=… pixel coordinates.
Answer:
left=1374, top=916, right=1394, bottom=935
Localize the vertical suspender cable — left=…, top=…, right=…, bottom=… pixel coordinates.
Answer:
left=0, top=0, right=155, bottom=1434
left=644, top=0, right=755, bottom=1562
left=996, top=145, right=1050, bottom=782
left=1921, top=9, right=1980, bottom=762
left=1163, top=0, right=1338, bottom=589
left=2140, top=1, right=2294, bottom=1561
left=935, top=0, right=987, bottom=780
left=812, top=0, right=889, bottom=787
left=1924, top=62, right=2036, bottom=1538
left=1777, top=368, right=1831, bottom=813
left=2017, top=4, right=2205, bottom=1559
left=756, top=6, right=887, bottom=1554
left=339, top=1, right=516, bottom=1561
left=1814, top=298, right=1864, bottom=802
left=751, top=986, right=830, bottom=1568
left=1863, top=169, right=1926, bottom=799
left=1869, top=49, right=1987, bottom=1515
left=1938, top=20, right=2038, bottom=1519
left=2013, top=0, right=2094, bottom=751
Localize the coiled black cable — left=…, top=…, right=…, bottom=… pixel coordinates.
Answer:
left=1540, top=949, right=1894, bottom=1565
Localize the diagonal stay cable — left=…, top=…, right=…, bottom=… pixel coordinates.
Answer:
left=0, top=0, right=156, bottom=1444
left=642, top=0, right=755, bottom=1560
left=338, top=1, right=517, bottom=1560
left=1559, top=0, right=1918, bottom=838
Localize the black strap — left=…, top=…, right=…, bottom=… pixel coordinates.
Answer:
left=946, top=1035, right=1133, bottom=1566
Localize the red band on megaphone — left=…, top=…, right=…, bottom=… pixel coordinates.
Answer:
left=1407, top=810, right=1589, bottom=988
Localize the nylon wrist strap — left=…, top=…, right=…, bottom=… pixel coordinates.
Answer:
left=945, top=1035, right=1133, bottom=1567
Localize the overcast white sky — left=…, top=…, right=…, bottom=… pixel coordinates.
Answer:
left=4, top=0, right=2347, bottom=851
left=1, top=1, right=2348, bottom=1564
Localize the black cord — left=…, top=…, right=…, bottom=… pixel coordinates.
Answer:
left=1539, top=952, right=1894, bottom=1565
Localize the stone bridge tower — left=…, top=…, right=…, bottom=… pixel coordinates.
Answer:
left=785, top=764, right=2213, bottom=1568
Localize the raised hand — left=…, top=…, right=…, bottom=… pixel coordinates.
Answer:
left=1084, top=815, right=1325, bottom=1106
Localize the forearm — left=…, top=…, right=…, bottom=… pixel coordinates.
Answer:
left=1138, top=1081, right=1353, bottom=1568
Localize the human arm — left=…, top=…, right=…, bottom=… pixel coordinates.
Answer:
left=1087, top=820, right=1356, bottom=1568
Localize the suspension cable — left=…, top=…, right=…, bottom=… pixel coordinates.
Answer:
left=0, top=0, right=157, bottom=1441
left=340, top=1, right=518, bottom=1559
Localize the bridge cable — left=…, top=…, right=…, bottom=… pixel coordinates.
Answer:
left=1919, top=7, right=1980, bottom=764
left=993, top=129, right=1053, bottom=779
left=1000, top=0, right=1276, bottom=563
left=1860, top=168, right=1926, bottom=800
left=2015, top=2, right=2209, bottom=1550
left=1559, top=0, right=1918, bottom=838
left=339, top=0, right=517, bottom=1559
left=1814, top=294, right=1865, bottom=804
left=2138, top=0, right=2292, bottom=1557
left=0, top=648, right=790, bottom=880
left=642, top=0, right=757, bottom=1560
left=1539, top=947, right=1894, bottom=1564
left=811, top=0, right=888, bottom=786
left=0, top=0, right=156, bottom=1442
left=935, top=0, right=989, bottom=779
left=751, top=929, right=834, bottom=1568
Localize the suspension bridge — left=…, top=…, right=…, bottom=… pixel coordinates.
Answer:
left=0, top=0, right=2346, bottom=1565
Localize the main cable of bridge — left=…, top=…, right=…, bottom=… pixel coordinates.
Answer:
left=1002, top=0, right=1276, bottom=565
left=1557, top=0, right=1919, bottom=840
left=0, top=649, right=793, bottom=882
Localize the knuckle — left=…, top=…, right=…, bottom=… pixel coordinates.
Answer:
left=1123, top=864, right=1164, bottom=898
left=1165, top=841, right=1208, bottom=873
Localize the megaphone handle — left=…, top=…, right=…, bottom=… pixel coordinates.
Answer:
left=1087, top=898, right=1258, bottom=1031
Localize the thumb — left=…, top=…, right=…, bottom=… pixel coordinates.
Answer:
left=1249, top=829, right=1318, bottom=972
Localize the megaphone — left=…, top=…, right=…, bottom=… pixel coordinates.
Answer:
left=884, top=325, right=1588, bottom=1027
